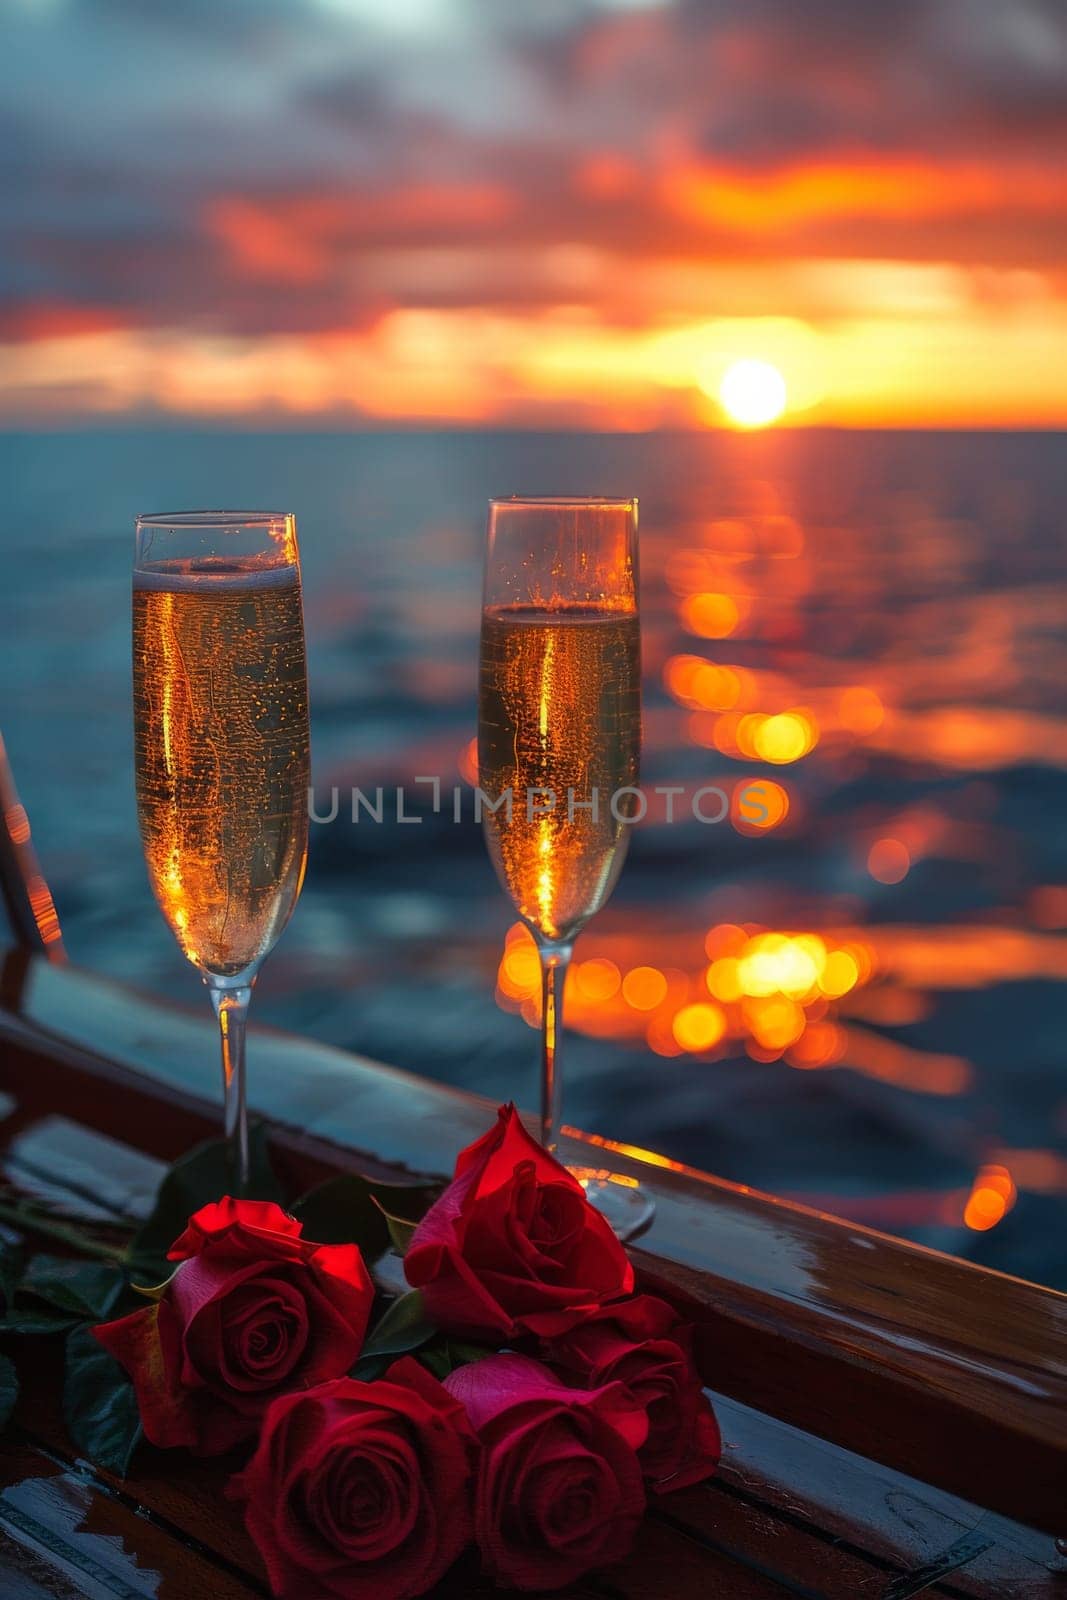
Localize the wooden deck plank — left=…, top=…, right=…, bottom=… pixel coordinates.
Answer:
left=6, top=1344, right=264, bottom=1593
left=0, top=1442, right=265, bottom=1600
left=13, top=1366, right=1060, bottom=1600
left=653, top=1488, right=890, bottom=1600
left=704, top=1393, right=1064, bottom=1599
left=0, top=1537, right=95, bottom=1600
left=10, top=1352, right=756, bottom=1600
left=602, top=1516, right=795, bottom=1598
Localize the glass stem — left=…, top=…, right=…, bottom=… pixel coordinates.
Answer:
left=538, top=941, right=573, bottom=1155
left=208, top=981, right=253, bottom=1193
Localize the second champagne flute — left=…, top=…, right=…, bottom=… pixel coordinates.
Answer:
left=478, top=496, right=653, bottom=1237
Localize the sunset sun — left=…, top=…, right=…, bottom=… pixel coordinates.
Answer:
left=719, top=359, right=788, bottom=428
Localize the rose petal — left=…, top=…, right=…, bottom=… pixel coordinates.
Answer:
left=455, top=1359, right=647, bottom=1592
left=473, top=1105, right=587, bottom=1205
left=308, top=1242, right=374, bottom=1348
left=530, top=1451, right=618, bottom=1553
left=405, top=1240, right=515, bottom=1342
left=167, top=1198, right=304, bottom=1261
left=93, top=1303, right=201, bottom=1451
left=446, top=1353, right=648, bottom=1453
left=234, top=1373, right=477, bottom=1600
left=544, top=1294, right=721, bottom=1490
left=405, top=1105, right=633, bottom=1341
left=215, top=1280, right=310, bottom=1391
left=648, top=1388, right=722, bottom=1493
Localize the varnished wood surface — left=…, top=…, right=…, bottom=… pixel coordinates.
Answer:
left=5, top=1352, right=793, bottom=1600
left=3, top=1354, right=1062, bottom=1599
left=0, top=1445, right=264, bottom=1600
left=0, top=739, right=65, bottom=962
left=1, top=948, right=1064, bottom=1540
left=668, top=1397, right=1066, bottom=1599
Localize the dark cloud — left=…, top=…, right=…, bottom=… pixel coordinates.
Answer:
left=85, top=0, right=318, bottom=55
left=677, top=0, right=928, bottom=53
left=302, top=72, right=398, bottom=137
left=0, top=0, right=1064, bottom=349
left=514, top=0, right=1067, bottom=167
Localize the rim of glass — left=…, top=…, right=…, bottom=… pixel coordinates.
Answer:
left=489, top=496, right=637, bottom=509
left=135, top=510, right=294, bottom=529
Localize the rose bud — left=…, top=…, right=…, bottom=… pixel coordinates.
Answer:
left=230, top=1359, right=478, bottom=1600
left=405, top=1103, right=633, bottom=1342
left=544, top=1293, right=721, bottom=1491
left=93, top=1197, right=374, bottom=1455
left=445, top=1353, right=647, bottom=1592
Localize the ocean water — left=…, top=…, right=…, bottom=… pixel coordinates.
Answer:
left=3, top=428, right=1066, bottom=1288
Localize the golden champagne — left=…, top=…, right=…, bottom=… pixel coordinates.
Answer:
left=133, top=561, right=309, bottom=978
left=478, top=603, right=640, bottom=943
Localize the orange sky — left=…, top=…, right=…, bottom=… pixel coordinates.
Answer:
left=1, top=0, right=1065, bottom=427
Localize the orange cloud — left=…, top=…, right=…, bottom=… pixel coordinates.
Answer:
left=206, top=201, right=328, bottom=286
left=0, top=302, right=133, bottom=342
left=663, top=157, right=1067, bottom=234
left=4, top=292, right=1066, bottom=427
left=207, top=181, right=514, bottom=280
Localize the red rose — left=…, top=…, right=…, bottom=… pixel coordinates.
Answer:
left=230, top=1359, right=478, bottom=1600
left=445, top=1353, right=647, bottom=1592
left=404, top=1104, right=633, bottom=1341
left=544, top=1294, right=721, bottom=1491
left=93, top=1197, right=374, bottom=1455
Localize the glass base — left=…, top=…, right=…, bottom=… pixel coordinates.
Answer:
left=571, top=1168, right=656, bottom=1243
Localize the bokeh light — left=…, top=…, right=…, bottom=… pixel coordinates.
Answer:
left=838, top=687, right=885, bottom=735
left=622, top=966, right=669, bottom=1010
left=753, top=711, right=816, bottom=764
left=868, top=837, right=911, bottom=885
left=963, top=1165, right=1017, bottom=1232
left=680, top=592, right=741, bottom=638
left=673, top=1002, right=727, bottom=1053
left=732, top=780, right=790, bottom=833
left=575, top=958, right=621, bottom=1002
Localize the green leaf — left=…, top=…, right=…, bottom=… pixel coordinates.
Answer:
left=416, top=1344, right=452, bottom=1380
left=365, top=1177, right=439, bottom=1219
left=63, top=1324, right=142, bottom=1478
left=292, top=1174, right=437, bottom=1263
left=362, top=1291, right=435, bottom=1356
left=351, top=1354, right=391, bottom=1382
left=18, top=1257, right=126, bottom=1320
left=374, top=1202, right=419, bottom=1259
left=130, top=1275, right=175, bottom=1302
left=445, top=1339, right=496, bottom=1368
left=351, top=1290, right=435, bottom=1379
left=291, top=1176, right=390, bottom=1260
left=0, top=1351, right=17, bottom=1429
left=0, top=1311, right=79, bottom=1337
left=416, top=1337, right=494, bottom=1383
left=125, top=1121, right=283, bottom=1278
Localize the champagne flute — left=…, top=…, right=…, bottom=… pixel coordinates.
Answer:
left=133, top=512, right=310, bottom=1190
left=478, top=497, right=653, bottom=1238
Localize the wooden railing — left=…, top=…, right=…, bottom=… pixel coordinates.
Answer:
left=0, top=735, right=65, bottom=961
left=1, top=946, right=1064, bottom=1548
